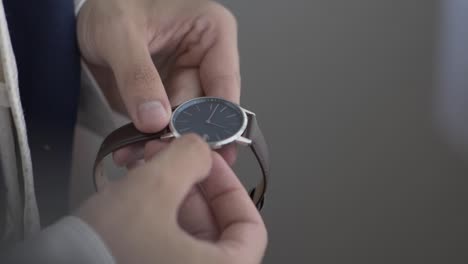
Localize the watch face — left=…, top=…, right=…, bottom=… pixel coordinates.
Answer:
left=170, top=97, right=247, bottom=146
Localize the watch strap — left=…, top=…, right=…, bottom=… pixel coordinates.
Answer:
left=245, top=114, right=269, bottom=210
left=93, top=124, right=169, bottom=189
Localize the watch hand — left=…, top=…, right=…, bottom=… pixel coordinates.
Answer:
left=207, top=122, right=227, bottom=129
left=206, top=104, right=219, bottom=122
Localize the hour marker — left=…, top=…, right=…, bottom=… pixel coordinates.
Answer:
left=226, top=114, right=236, bottom=118
left=183, top=111, right=192, bottom=116
left=216, top=134, right=221, bottom=140
left=176, top=120, right=189, bottom=123
left=210, top=104, right=212, bottom=111
left=202, top=134, right=210, bottom=140
left=224, top=129, right=234, bottom=134
left=220, top=106, right=227, bottom=113
left=178, top=127, right=191, bottom=132
left=195, top=105, right=201, bottom=111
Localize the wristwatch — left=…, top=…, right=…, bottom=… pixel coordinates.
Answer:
left=93, top=97, right=269, bottom=210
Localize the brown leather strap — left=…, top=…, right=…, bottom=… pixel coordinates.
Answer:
left=244, top=114, right=269, bottom=210
left=93, top=124, right=169, bottom=190
left=93, top=114, right=269, bottom=210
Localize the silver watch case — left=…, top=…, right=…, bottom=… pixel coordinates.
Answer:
left=164, top=97, right=253, bottom=149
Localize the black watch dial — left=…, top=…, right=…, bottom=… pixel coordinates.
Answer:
left=171, top=97, right=247, bottom=144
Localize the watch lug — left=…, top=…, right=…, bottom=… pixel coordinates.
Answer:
left=241, top=107, right=256, bottom=116
left=210, top=143, right=223, bottom=150
left=161, top=132, right=175, bottom=140
left=235, top=136, right=252, bottom=146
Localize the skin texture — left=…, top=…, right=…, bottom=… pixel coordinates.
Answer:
left=76, top=135, right=267, bottom=264
left=77, top=0, right=240, bottom=167
left=76, top=1, right=266, bottom=263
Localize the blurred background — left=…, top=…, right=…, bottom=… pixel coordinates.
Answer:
left=71, top=0, right=468, bottom=263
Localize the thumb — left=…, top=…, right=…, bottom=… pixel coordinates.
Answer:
left=130, top=134, right=213, bottom=213
left=103, top=28, right=171, bottom=132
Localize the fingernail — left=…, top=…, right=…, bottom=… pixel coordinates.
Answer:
left=138, top=101, right=167, bottom=128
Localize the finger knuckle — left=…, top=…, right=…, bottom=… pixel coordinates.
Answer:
left=198, top=2, right=237, bottom=36
left=208, top=2, right=238, bottom=29
left=125, top=64, right=159, bottom=90
left=221, top=7, right=238, bottom=30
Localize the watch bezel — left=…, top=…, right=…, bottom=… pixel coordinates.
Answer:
left=169, top=97, right=248, bottom=149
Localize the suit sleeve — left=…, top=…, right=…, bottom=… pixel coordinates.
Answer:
left=1, top=216, right=115, bottom=264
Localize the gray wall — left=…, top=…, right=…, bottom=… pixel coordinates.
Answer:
left=220, top=0, right=468, bottom=263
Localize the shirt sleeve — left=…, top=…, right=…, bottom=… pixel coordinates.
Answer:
left=1, top=216, right=115, bottom=264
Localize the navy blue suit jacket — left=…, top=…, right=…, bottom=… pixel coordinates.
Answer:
left=4, top=0, right=81, bottom=225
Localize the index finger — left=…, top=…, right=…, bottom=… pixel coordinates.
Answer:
left=200, top=4, right=240, bottom=103
left=200, top=153, right=267, bottom=261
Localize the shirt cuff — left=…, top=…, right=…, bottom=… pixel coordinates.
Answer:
left=2, top=216, right=115, bottom=264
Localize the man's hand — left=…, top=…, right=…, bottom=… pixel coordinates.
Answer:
left=76, top=135, right=267, bottom=263
left=77, top=0, right=240, bottom=166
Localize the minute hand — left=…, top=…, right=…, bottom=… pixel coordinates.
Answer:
left=207, top=122, right=227, bottom=129
left=206, top=104, right=219, bottom=122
